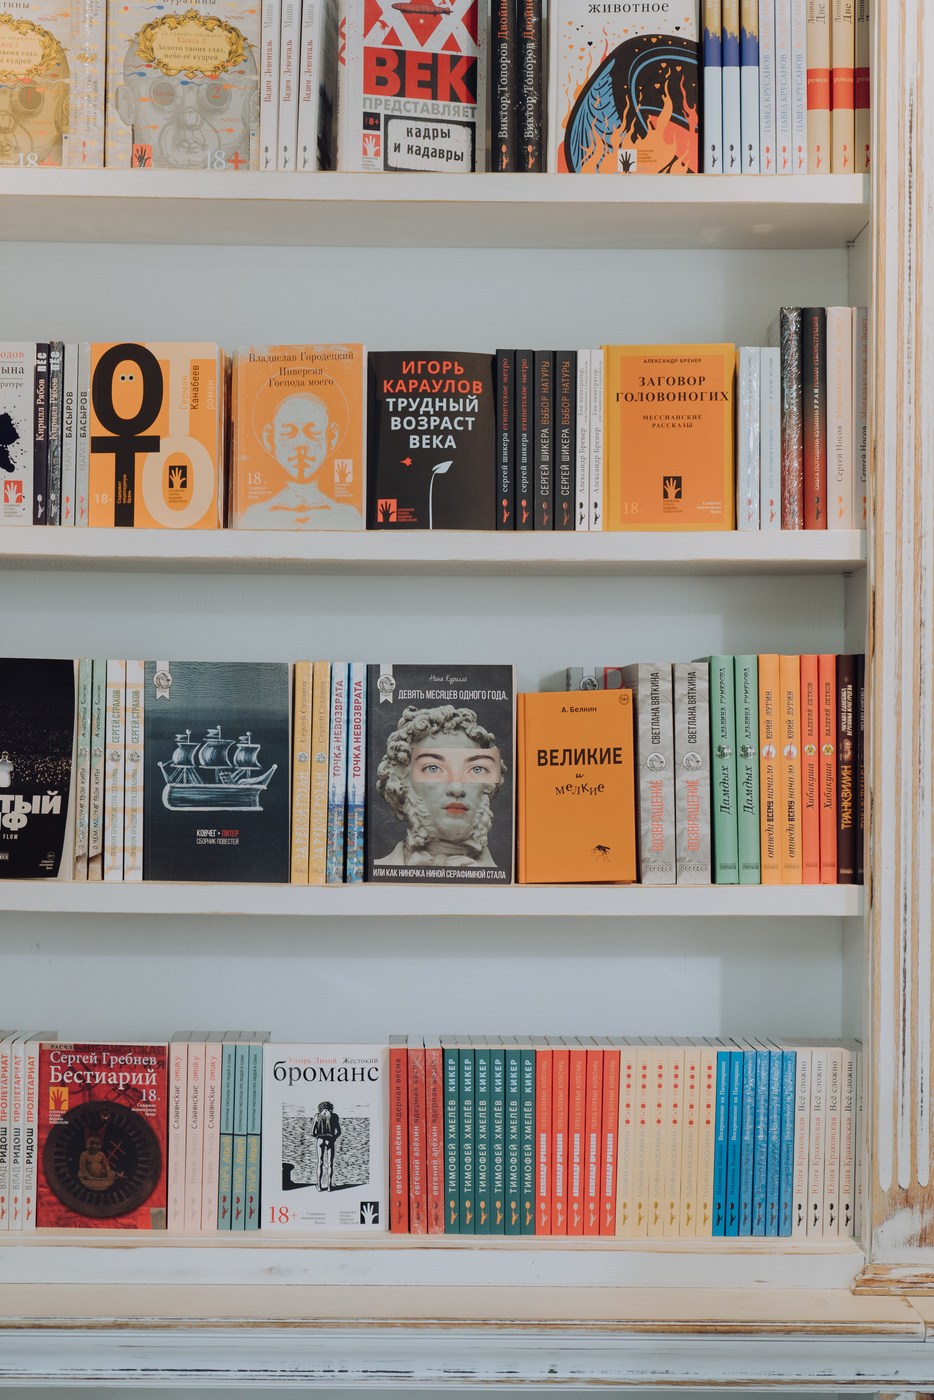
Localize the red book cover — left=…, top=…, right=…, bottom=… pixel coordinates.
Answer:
left=407, top=1043, right=427, bottom=1234
left=533, top=1041, right=552, bottom=1235
left=566, top=1039, right=586, bottom=1236
left=548, top=1038, right=569, bottom=1235
left=819, top=654, right=838, bottom=884
left=388, top=1036, right=408, bottom=1233
left=583, top=1043, right=603, bottom=1236
left=801, top=655, right=821, bottom=883
left=37, top=1043, right=167, bottom=1229
left=424, top=1037, right=445, bottom=1234
left=599, top=1039, right=621, bottom=1235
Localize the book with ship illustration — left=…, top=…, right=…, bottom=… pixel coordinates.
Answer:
left=142, top=661, right=291, bottom=883
left=0, top=658, right=76, bottom=880
left=364, top=663, right=515, bottom=883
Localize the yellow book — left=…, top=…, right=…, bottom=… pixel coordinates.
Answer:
left=679, top=1041, right=701, bottom=1237
left=630, top=1047, right=652, bottom=1238
left=779, top=654, right=803, bottom=883
left=290, top=661, right=313, bottom=884
left=693, top=1044, right=717, bottom=1237
left=758, top=654, right=782, bottom=884
left=646, top=1042, right=667, bottom=1238
left=308, top=661, right=331, bottom=886
left=603, top=344, right=735, bottom=531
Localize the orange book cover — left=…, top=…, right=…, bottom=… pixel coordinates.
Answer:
left=424, top=1037, right=445, bottom=1234
left=779, top=655, right=802, bottom=883
left=407, top=1042, right=427, bottom=1234
left=566, top=1040, right=586, bottom=1236
left=88, top=343, right=222, bottom=529
left=232, top=345, right=366, bottom=530
left=758, top=654, right=782, bottom=884
left=549, top=1038, right=569, bottom=1235
left=533, top=1041, right=552, bottom=1235
left=800, top=655, right=821, bottom=883
left=583, top=1043, right=603, bottom=1236
left=603, top=344, right=735, bottom=531
left=517, top=690, right=636, bottom=884
left=599, top=1039, right=620, bottom=1236
left=819, top=653, right=838, bottom=883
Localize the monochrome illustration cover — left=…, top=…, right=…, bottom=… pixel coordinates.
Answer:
left=142, top=660, right=291, bottom=883
left=0, top=344, right=34, bottom=523
left=262, top=1044, right=388, bottom=1232
left=0, top=658, right=75, bottom=879
left=105, top=0, right=260, bottom=169
left=365, top=663, right=514, bottom=883
left=233, top=345, right=365, bottom=530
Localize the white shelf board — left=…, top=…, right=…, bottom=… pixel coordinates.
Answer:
left=0, top=527, right=866, bottom=577
left=0, top=170, right=870, bottom=249
left=0, top=881, right=864, bottom=917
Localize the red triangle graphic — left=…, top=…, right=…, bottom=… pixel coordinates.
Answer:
left=441, top=30, right=459, bottom=49
left=364, top=0, right=383, bottom=36
left=460, top=0, right=477, bottom=44
left=381, top=24, right=402, bottom=43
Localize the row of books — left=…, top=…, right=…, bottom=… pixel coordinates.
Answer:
left=702, top=0, right=870, bottom=176
left=0, top=336, right=867, bottom=535
left=389, top=1035, right=862, bottom=1238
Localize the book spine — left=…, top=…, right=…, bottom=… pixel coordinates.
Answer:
left=201, top=1042, right=221, bottom=1235
left=724, top=1048, right=743, bottom=1237
left=21, top=1040, right=39, bottom=1230
left=807, top=1049, right=827, bottom=1234
left=217, top=1041, right=236, bottom=1230
left=589, top=349, right=604, bottom=530
left=751, top=1046, right=769, bottom=1235
left=389, top=1038, right=408, bottom=1233
left=550, top=1046, right=569, bottom=1235
left=827, top=306, right=855, bottom=529
left=103, top=659, right=125, bottom=883
left=46, top=342, right=63, bottom=526
left=779, top=308, right=804, bottom=527
left=703, top=0, right=723, bottom=171
left=648, top=1047, right=669, bottom=1239
left=791, top=0, right=808, bottom=170
left=75, top=344, right=90, bottom=526
left=495, top=350, right=515, bottom=529
left=765, top=1048, right=783, bottom=1236
left=308, top=660, right=330, bottom=885
left=775, top=0, right=793, bottom=171
left=33, top=344, right=49, bottom=525
left=575, top=350, right=591, bottom=531
left=759, top=347, right=781, bottom=529
left=624, top=663, right=676, bottom=885
left=855, top=1047, right=866, bottom=1240
left=679, top=1043, right=700, bottom=1236
left=791, top=1048, right=811, bottom=1237
left=290, top=661, right=313, bottom=883
left=853, top=307, right=869, bottom=527
left=662, top=1047, right=683, bottom=1237
left=615, top=1043, right=636, bottom=1237
left=554, top=351, right=576, bottom=532
left=629, top=1049, right=651, bottom=1238
left=459, top=1043, right=475, bottom=1233
left=516, top=350, right=534, bottom=530
left=836, top=654, right=857, bottom=882
left=520, top=1046, right=535, bottom=1233
left=184, top=1040, right=205, bottom=1231
left=490, top=1043, right=506, bottom=1233
left=599, top=1045, right=619, bottom=1236
left=490, top=0, right=516, bottom=170
left=736, top=348, right=760, bottom=529
left=673, top=662, right=712, bottom=884
left=534, top=1047, right=553, bottom=1235
left=839, top=1045, right=856, bottom=1236
left=566, top=1043, right=586, bottom=1236
left=245, top=1133, right=261, bottom=1232
left=710, top=656, right=739, bottom=884
left=425, top=1041, right=445, bottom=1234
left=326, top=662, right=349, bottom=884
left=778, top=1047, right=797, bottom=1235
left=800, top=654, right=821, bottom=882
left=516, top=0, right=542, bottom=171
left=61, top=343, right=77, bottom=525
left=123, top=659, right=144, bottom=882
left=823, top=1048, right=841, bottom=1234
left=473, top=1043, right=490, bottom=1233
left=758, top=653, right=782, bottom=883
left=72, top=659, right=92, bottom=881
left=533, top=351, right=554, bottom=531
left=408, top=1043, right=427, bottom=1234
left=854, top=0, right=870, bottom=172
left=740, top=0, right=760, bottom=170
left=443, top=1042, right=459, bottom=1232
left=734, top=655, right=761, bottom=884
left=738, top=1047, right=756, bottom=1235
left=819, top=653, right=838, bottom=881
left=66, top=0, right=105, bottom=167
left=87, top=658, right=106, bottom=881
left=831, top=0, right=856, bottom=172
left=0, top=1041, right=10, bottom=1230
left=168, top=1041, right=188, bottom=1231
left=230, top=1133, right=247, bottom=1232
left=9, top=1045, right=23, bottom=1232
left=722, top=0, right=741, bottom=172
left=806, top=0, right=831, bottom=170
left=779, top=654, right=803, bottom=882
left=712, top=1049, right=730, bottom=1236
left=696, top=1048, right=717, bottom=1237
left=504, top=1042, right=521, bottom=1234
left=277, top=0, right=301, bottom=169
left=583, top=1046, right=603, bottom=1236
left=295, top=0, right=322, bottom=170
left=801, top=307, right=827, bottom=528
left=346, top=662, right=366, bottom=884
left=856, top=653, right=866, bottom=884
left=217, top=1134, right=233, bottom=1230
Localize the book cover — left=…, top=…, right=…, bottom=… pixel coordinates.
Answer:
left=695, top=1043, right=717, bottom=1236
left=123, top=659, right=144, bottom=882
left=472, top=1037, right=490, bottom=1233
left=517, top=687, right=635, bottom=885
left=388, top=1034, right=408, bottom=1232
left=0, top=345, right=35, bottom=525
left=259, top=0, right=281, bottom=169
left=801, top=307, right=827, bottom=528
left=442, top=1038, right=458, bottom=1232
left=549, top=1036, right=569, bottom=1234
left=36, top=1042, right=167, bottom=1229
left=46, top=342, right=63, bottom=526
left=708, top=656, right=739, bottom=884
left=826, top=307, right=854, bottom=529
left=0, top=3, right=76, bottom=169
left=724, top=1046, right=743, bottom=1237
left=631, top=1046, right=651, bottom=1237
left=230, top=1130, right=246, bottom=1230
left=777, top=1044, right=796, bottom=1235
left=533, top=1037, right=552, bottom=1234
left=711, top=1047, right=730, bottom=1236
left=457, top=1036, right=475, bottom=1233
left=759, top=346, right=781, bottom=530
left=758, top=653, right=781, bottom=883
left=791, top=0, right=807, bottom=170
left=490, top=0, right=516, bottom=170
left=758, top=0, right=776, bottom=170
left=583, top=1041, right=602, bottom=1235
left=216, top=1038, right=236, bottom=1229
left=673, top=661, right=711, bottom=884
left=367, top=353, right=495, bottom=529
left=770, top=308, right=804, bottom=528
left=309, top=660, right=331, bottom=886
left=735, top=655, right=761, bottom=884
left=702, top=0, right=722, bottom=172
left=87, top=659, right=106, bottom=881
left=33, top=343, right=49, bottom=525
left=830, top=0, right=855, bottom=171
left=765, top=1045, right=783, bottom=1236
left=103, top=659, right=125, bottom=883
left=489, top=1039, right=506, bottom=1233
left=233, top=345, right=366, bottom=530
left=566, top=1039, right=586, bottom=1236
left=575, top=350, right=590, bottom=531
left=819, top=653, right=837, bottom=882
left=277, top=0, right=301, bottom=169
left=22, top=1037, right=45, bottom=1229
left=261, top=1044, right=387, bottom=1231
left=737, top=1041, right=756, bottom=1234
left=88, top=343, right=222, bottom=529
left=0, top=1033, right=14, bottom=1229
left=533, top=350, right=554, bottom=531
left=72, top=659, right=92, bottom=881
left=839, top=1043, right=857, bottom=1235
left=0, top=658, right=76, bottom=881
left=183, top=1036, right=205, bottom=1231
left=326, top=662, right=349, bottom=884
left=836, top=654, right=857, bottom=882
left=735, top=347, right=760, bottom=530
left=345, top=662, right=367, bottom=883
left=790, top=1046, right=810, bottom=1236
left=494, top=350, right=514, bottom=529
left=598, top=1037, right=619, bottom=1236
left=75, top=343, right=90, bottom=526
left=679, top=1041, right=700, bottom=1235
left=620, top=663, right=674, bottom=884
left=800, top=655, right=820, bottom=882
left=853, top=306, right=868, bottom=527
left=750, top=1041, right=769, bottom=1236
left=9, top=1038, right=25, bottom=1231
left=856, top=652, right=865, bottom=884
left=554, top=351, right=576, bottom=532
left=774, top=0, right=792, bottom=171
left=740, top=0, right=759, bottom=170
left=142, top=661, right=291, bottom=884
left=779, top=654, right=802, bottom=882
left=423, top=1035, right=444, bottom=1233
left=519, top=1039, right=535, bottom=1233
left=548, top=0, right=699, bottom=173
left=806, top=0, right=830, bottom=171
left=823, top=1046, right=841, bottom=1233
left=365, top=663, right=514, bottom=884
left=613, top=1038, right=636, bottom=1237
left=589, top=349, right=604, bottom=530
left=407, top=1039, right=427, bottom=1233
left=290, top=661, right=313, bottom=884
left=662, top=1043, right=683, bottom=1236
left=298, top=0, right=339, bottom=169
left=517, top=0, right=542, bottom=170
left=516, top=349, right=534, bottom=531
left=67, top=0, right=107, bottom=168
left=603, top=344, right=735, bottom=531
left=105, top=0, right=259, bottom=169
left=61, top=342, right=78, bottom=526
left=167, top=1035, right=187, bottom=1231
left=854, top=0, right=869, bottom=172
left=721, top=0, right=740, bottom=173
left=504, top=1039, right=520, bottom=1234
left=807, top=1047, right=826, bottom=1234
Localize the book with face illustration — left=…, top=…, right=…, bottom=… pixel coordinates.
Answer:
left=364, top=663, right=515, bottom=884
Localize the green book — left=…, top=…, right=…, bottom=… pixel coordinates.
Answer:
left=519, top=1038, right=536, bottom=1234
left=456, top=1037, right=475, bottom=1234
left=220, top=1040, right=237, bottom=1136
left=231, top=1134, right=247, bottom=1232
left=245, top=1135, right=261, bottom=1232
left=708, top=655, right=739, bottom=883
left=247, top=1042, right=263, bottom=1136
left=472, top=1037, right=491, bottom=1234
left=234, top=1041, right=250, bottom=1137
left=217, top=1133, right=233, bottom=1230
left=489, top=1041, right=506, bottom=1234
left=504, top=1038, right=521, bottom=1235
left=442, top=1039, right=459, bottom=1233
left=734, top=655, right=761, bottom=883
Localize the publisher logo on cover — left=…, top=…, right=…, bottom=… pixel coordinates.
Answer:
left=4, top=482, right=22, bottom=505
left=377, top=498, right=396, bottom=522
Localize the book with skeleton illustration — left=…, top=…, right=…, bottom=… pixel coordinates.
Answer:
left=0, top=658, right=76, bottom=880
left=365, top=663, right=515, bottom=883
left=261, top=1043, right=388, bottom=1231
left=142, top=661, right=291, bottom=883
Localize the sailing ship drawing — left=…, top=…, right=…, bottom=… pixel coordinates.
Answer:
left=159, top=727, right=277, bottom=811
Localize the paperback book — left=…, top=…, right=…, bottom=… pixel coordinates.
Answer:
left=0, top=658, right=76, bottom=880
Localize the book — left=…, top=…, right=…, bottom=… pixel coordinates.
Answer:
left=708, top=656, right=739, bottom=885
left=549, top=1037, right=569, bottom=1235
left=703, top=0, right=723, bottom=172
left=575, top=351, right=590, bottom=531
left=75, top=344, right=91, bottom=526
left=758, top=653, right=781, bottom=883
left=407, top=1039, right=427, bottom=1234
left=517, top=688, right=636, bottom=885
left=519, top=1037, right=535, bottom=1233
left=711, top=1045, right=730, bottom=1236
left=724, top=1045, right=743, bottom=1236
left=790, top=1046, right=811, bottom=1236
left=296, top=0, right=339, bottom=170
left=277, top=0, right=301, bottom=169
left=631, top=1046, right=651, bottom=1237
left=672, top=661, right=711, bottom=885
left=856, top=652, right=865, bottom=884
left=807, top=1046, right=826, bottom=1234
left=662, top=1043, right=683, bottom=1236
left=801, top=307, right=827, bottom=528
left=290, top=662, right=313, bottom=884
left=217, top=1037, right=237, bottom=1229
left=309, top=660, right=331, bottom=886
left=737, top=1041, right=756, bottom=1234
left=806, top=0, right=831, bottom=171
left=800, top=655, right=820, bottom=883
left=679, top=1041, right=700, bottom=1235
left=61, top=342, right=78, bottom=526
left=338, top=0, right=487, bottom=172
left=504, top=1039, right=520, bottom=1234
left=830, top=0, right=855, bottom=172
left=735, top=655, right=761, bottom=884
left=739, top=0, right=760, bottom=170
left=46, top=342, right=63, bottom=527
left=614, top=1039, right=636, bottom=1237
left=533, top=351, right=554, bottom=531
left=0, top=1033, right=14, bottom=1229
left=22, top=1035, right=45, bottom=1229
left=87, top=343, right=223, bottom=529
left=615, top=664, right=673, bottom=885
left=183, top=1034, right=206, bottom=1231
left=823, top=1045, right=841, bottom=1233
left=424, top=1036, right=444, bottom=1233
left=472, top=1037, right=490, bottom=1233
left=67, top=0, right=107, bottom=168
left=695, top=1042, right=717, bottom=1237
left=261, top=1044, right=387, bottom=1231
left=388, top=1034, right=408, bottom=1232
left=770, top=309, right=804, bottom=528
left=0, top=2, right=76, bottom=169
left=826, top=307, right=854, bottom=529
left=259, top=0, right=281, bottom=170
left=533, top=1037, right=552, bottom=1234
left=852, top=307, right=868, bottom=526
left=490, top=0, right=516, bottom=170
left=494, top=351, right=515, bottom=529
left=456, top=1036, right=475, bottom=1233
left=346, top=663, right=367, bottom=884
left=758, top=0, right=776, bottom=171
left=836, top=654, right=857, bottom=882
left=516, top=349, right=534, bottom=531
left=778, top=654, right=802, bottom=882
left=0, top=658, right=76, bottom=881
left=167, top=1034, right=188, bottom=1231
left=759, top=347, right=781, bottom=530
left=603, top=344, right=735, bottom=531
left=36, top=1042, right=167, bottom=1229
left=790, top=0, right=807, bottom=171
left=548, top=0, right=699, bottom=173
left=517, top=0, right=542, bottom=170
left=232, top=345, right=366, bottom=530
left=87, top=659, right=106, bottom=881
left=142, top=661, right=292, bottom=884
left=854, top=0, right=870, bottom=172
left=777, top=1044, right=797, bottom=1235
left=365, top=663, right=515, bottom=884
left=33, top=344, right=49, bottom=525
left=818, top=653, right=837, bottom=882
left=566, top=1038, right=585, bottom=1236
left=489, top=1040, right=505, bottom=1234
left=554, top=352, right=576, bottom=532
left=367, top=353, right=495, bottom=529
left=105, top=0, right=259, bottom=169
left=123, top=659, right=144, bottom=882
left=722, top=0, right=741, bottom=173
left=765, top=1044, right=783, bottom=1235
left=72, top=660, right=92, bottom=882
left=775, top=0, right=792, bottom=171
left=589, top=350, right=604, bottom=530
left=735, top=348, right=760, bottom=530
left=443, top=1038, right=458, bottom=1231
left=103, top=659, right=125, bottom=883
left=0, top=345, right=36, bottom=525
left=326, top=663, right=349, bottom=884
left=751, top=1041, right=769, bottom=1235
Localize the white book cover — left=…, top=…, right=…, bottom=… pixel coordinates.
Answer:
left=123, top=659, right=144, bottom=882
left=758, top=0, right=776, bottom=171
left=262, top=1044, right=388, bottom=1231
left=184, top=1036, right=206, bottom=1231
left=277, top=0, right=301, bottom=169
left=0, top=1033, right=12, bottom=1231
left=759, top=346, right=781, bottom=530
left=337, top=0, right=486, bottom=172
left=853, top=306, right=868, bottom=528
left=87, top=657, right=106, bottom=880
left=22, top=1035, right=48, bottom=1231
left=721, top=0, right=741, bottom=174
left=72, top=659, right=93, bottom=882
left=575, top=349, right=590, bottom=532
left=326, top=661, right=348, bottom=885
left=9, top=1037, right=25, bottom=1232
left=66, top=0, right=107, bottom=167
left=673, top=662, right=711, bottom=884
left=736, top=347, right=760, bottom=530
left=620, top=663, right=676, bottom=885
left=297, top=0, right=340, bottom=169
left=806, top=1046, right=826, bottom=1235
left=75, top=343, right=90, bottom=526
left=589, top=349, right=604, bottom=531
left=703, top=0, right=723, bottom=173
left=629, top=1046, right=652, bottom=1238
left=790, top=1046, right=810, bottom=1237
left=855, top=1043, right=865, bottom=1240
left=821, top=1046, right=841, bottom=1235
left=260, top=0, right=282, bottom=171
left=826, top=306, right=854, bottom=529
left=0, top=344, right=35, bottom=526
left=774, top=0, right=792, bottom=172
left=167, top=1035, right=188, bottom=1231
left=200, top=1037, right=223, bottom=1233
left=61, top=344, right=78, bottom=526
left=839, top=1043, right=856, bottom=1237
left=740, top=0, right=759, bottom=170
left=102, top=659, right=126, bottom=883
left=790, top=0, right=806, bottom=171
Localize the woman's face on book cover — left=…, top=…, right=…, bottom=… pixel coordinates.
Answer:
left=409, top=732, right=501, bottom=841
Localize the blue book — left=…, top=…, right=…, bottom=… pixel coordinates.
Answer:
left=777, top=1046, right=796, bottom=1236
left=751, top=1043, right=770, bottom=1236
left=326, top=662, right=349, bottom=884
left=765, top=1047, right=783, bottom=1236
left=345, top=662, right=366, bottom=883
left=724, top=1048, right=744, bottom=1236
left=738, top=1041, right=757, bottom=1235
left=712, top=1047, right=731, bottom=1236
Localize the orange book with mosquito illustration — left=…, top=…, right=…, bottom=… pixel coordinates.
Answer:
left=602, top=344, right=735, bottom=531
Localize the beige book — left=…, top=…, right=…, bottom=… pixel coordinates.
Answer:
left=678, top=1041, right=701, bottom=1236
left=822, top=1045, right=842, bottom=1235
left=290, top=661, right=313, bottom=883
left=827, top=307, right=854, bottom=529
left=614, top=1039, right=637, bottom=1238
left=167, top=1035, right=188, bottom=1232
left=308, top=661, right=331, bottom=885
left=694, top=1043, right=718, bottom=1237
left=646, top=1043, right=668, bottom=1238
left=662, top=1043, right=684, bottom=1236
left=123, top=660, right=144, bottom=881
left=200, top=1037, right=223, bottom=1234
left=184, top=1036, right=207, bottom=1232
left=630, top=1046, right=652, bottom=1237
left=830, top=0, right=855, bottom=172
left=852, top=307, right=868, bottom=528
left=102, top=660, right=125, bottom=883
left=806, top=0, right=831, bottom=171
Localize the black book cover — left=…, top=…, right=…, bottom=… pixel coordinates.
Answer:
left=0, top=658, right=75, bottom=879
left=554, top=351, right=576, bottom=531
left=517, top=0, right=542, bottom=170
left=533, top=350, right=554, bottom=530
left=490, top=0, right=516, bottom=170
left=835, top=653, right=856, bottom=884
left=33, top=343, right=49, bottom=525
left=143, top=661, right=291, bottom=883
left=364, top=663, right=514, bottom=884
left=47, top=342, right=64, bottom=528
left=855, top=651, right=865, bottom=884
left=367, top=353, right=496, bottom=530
left=495, top=350, right=515, bottom=529
left=801, top=307, right=826, bottom=529
left=515, top=349, right=533, bottom=530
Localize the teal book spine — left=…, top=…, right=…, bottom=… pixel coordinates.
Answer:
left=234, top=1043, right=249, bottom=1137
left=734, top=655, right=761, bottom=883
left=245, top=1134, right=261, bottom=1232
left=709, top=655, right=739, bottom=882
left=217, top=1133, right=233, bottom=1230
left=752, top=1045, right=770, bottom=1236
left=231, top=1134, right=247, bottom=1232
left=712, top=1048, right=730, bottom=1236
left=490, top=1043, right=506, bottom=1234
left=519, top=1046, right=535, bottom=1234
left=326, top=662, right=349, bottom=885
left=458, top=1043, right=475, bottom=1234
left=220, top=1043, right=237, bottom=1135
left=765, top=1047, right=783, bottom=1237
left=247, top=1044, right=263, bottom=1136
left=473, top=1042, right=491, bottom=1234
left=345, top=662, right=367, bottom=884
left=504, top=1041, right=521, bottom=1235
left=738, top=1044, right=756, bottom=1235
left=724, top=1048, right=743, bottom=1237
left=443, top=1042, right=459, bottom=1233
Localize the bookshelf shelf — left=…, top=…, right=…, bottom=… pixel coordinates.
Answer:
left=0, top=170, right=869, bottom=250
left=0, top=527, right=867, bottom=577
